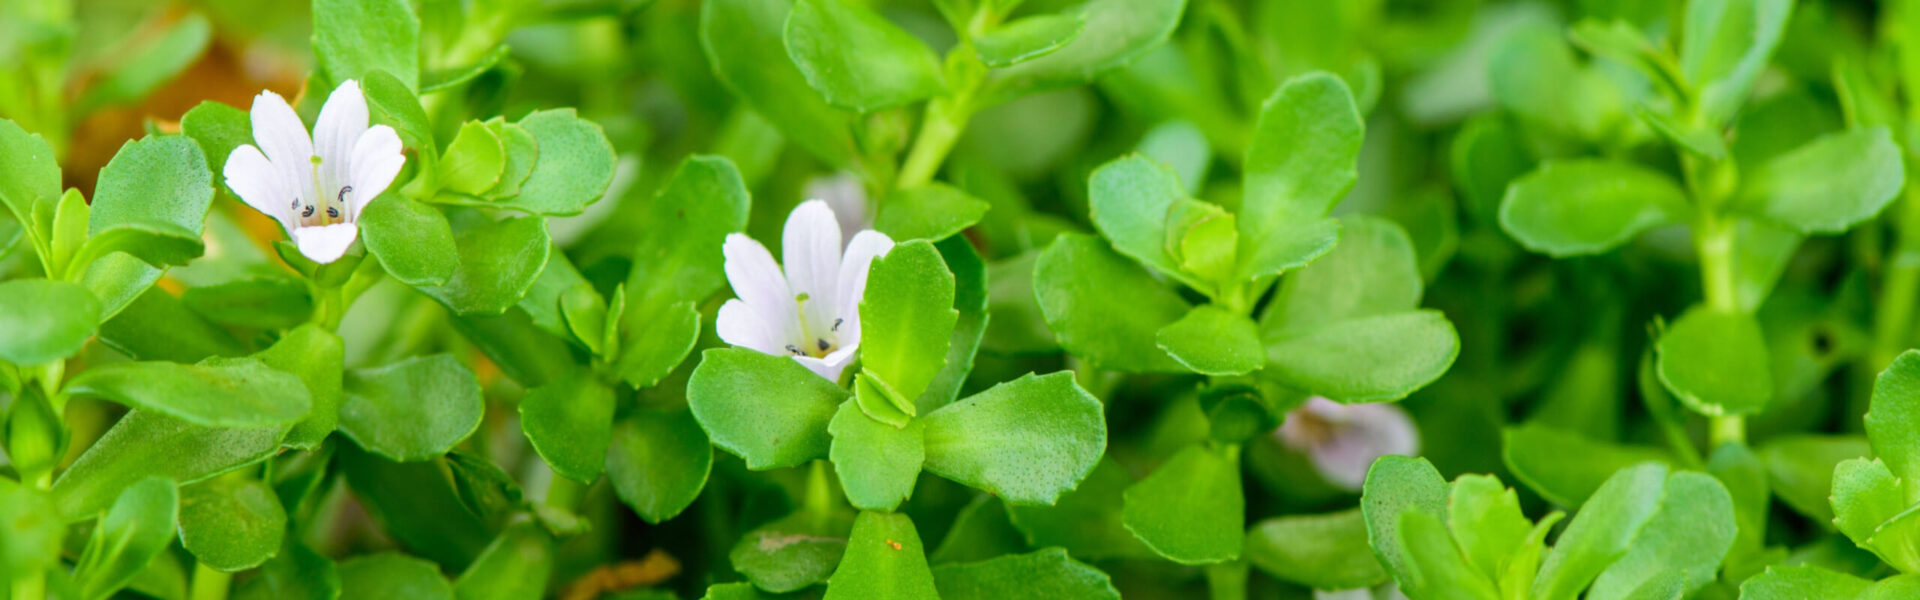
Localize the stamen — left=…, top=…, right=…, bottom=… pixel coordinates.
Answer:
left=832, top=318, right=844, bottom=332
left=816, top=339, right=829, bottom=352
left=301, top=204, right=316, bottom=218
left=326, top=206, right=340, bottom=219
left=786, top=344, right=805, bottom=356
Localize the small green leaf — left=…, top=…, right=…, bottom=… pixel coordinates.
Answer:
left=1586, top=472, right=1738, bottom=600
left=1488, top=24, right=1628, bottom=141
left=1262, top=216, right=1422, bottom=333
left=313, top=0, right=421, bottom=90
left=1502, top=423, right=1671, bottom=508
left=1241, top=72, right=1363, bottom=240
left=730, top=511, right=851, bottom=592
left=1531, top=463, right=1668, bottom=600
left=360, top=193, right=459, bottom=286
left=0, top=118, right=62, bottom=222
left=1681, top=0, right=1791, bottom=125
left=984, top=0, right=1185, bottom=102
left=612, top=300, right=702, bottom=389
left=453, top=523, right=553, bottom=600
left=606, top=408, right=713, bottom=524
left=1655, top=306, right=1772, bottom=417
left=1005, top=459, right=1155, bottom=560
left=51, top=411, right=284, bottom=521
left=337, top=553, right=455, bottom=600
left=181, top=101, right=253, bottom=177
left=1499, top=160, right=1688, bottom=257
left=72, top=477, right=179, bottom=600
left=624, top=156, right=750, bottom=320
left=1033, top=233, right=1189, bottom=372
left=1738, top=565, right=1872, bottom=600
left=440, top=121, right=505, bottom=196
left=1447, top=475, right=1532, bottom=585
left=785, top=0, right=945, bottom=112
left=931, top=548, right=1118, bottom=600
left=824, top=511, right=940, bottom=600
left=1360, top=455, right=1449, bottom=590
left=559, top=284, right=607, bottom=354
left=419, top=217, right=552, bottom=315
left=1737, top=127, right=1905, bottom=234
left=507, top=109, right=616, bottom=216
left=687, top=347, right=849, bottom=470
left=915, top=236, right=989, bottom=413
left=50, top=187, right=88, bottom=273
left=1831, top=457, right=1906, bottom=551
left=179, top=477, right=288, bottom=572
left=1087, top=154, right=1195, bottom=285
left=180, top=276, right=315, bottom=330
left=1122, top=443, right=1243, bottom=564
left=860, top=239, right=959, bottom=406
left=360, top=70, right=434, bottom=153
left=1395, top=510, right=1500, bottom=599
left=974, top=15, right=1086, bottom=68
left=519, top=369, right=615, bottom=483
left=0, top=279, right=101, bottom=366
left=338, top=355, right=484, bottom=462
left=63, top=358, right=313, bottom=428
left=0, top=479, right=64, bottom=584
left=89, top=134, right=213, bottom=267
left=1245, top=508, right=1387, bottom=590
left=703, top=0, right=859, bottom=166
left=1263, top=310, right=1459, bottom=402
left=922, top=372, right=1105, bottom=505
left=929, top=495, right=1029, bottom=564
left=1869, top=351, right=1920, bottom=489
left=829, top=400, right=927, bottom=512
left=482, top=120, right=538, bottom=199
left=1759, top=434, right=1867, bottom=523
left=874, top=184, right=990, bottom=242
left=1156, top=305, right=1263, bottom=376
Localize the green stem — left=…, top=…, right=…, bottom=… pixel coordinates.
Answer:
left=1710, top=415, right=1747, bottom=447
left=895, top=96, right=970, bottom=190
left=1876, top=260, right=1920, bottom=367
left=1694, top=209, right=1738, bottom=313
left=1204, top=560, right=1248, bottom=600
left=189, top=562, right=232, bottom=600
left=546, top=476, right=586, bottom=511
left=805, top=459, right=834, bottom=530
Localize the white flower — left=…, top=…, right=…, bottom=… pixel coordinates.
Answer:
left=223, top=80, right=405, bottom=264
left=718, top=200, right=895, bottom=383
left=803, top=171, right=870, bottom=243
left=1277, top=397, right=1420, bottom=491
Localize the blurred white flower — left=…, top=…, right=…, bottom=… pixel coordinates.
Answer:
left=803, top=171, right=870, bottom=244
left=223, top=80, right=405, bottom=264
left=1278, top=397, right=1421, bottom=491
left=717, top=200, right=894, bottom=382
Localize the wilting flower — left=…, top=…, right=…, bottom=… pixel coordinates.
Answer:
left=717, top=200, right=894, bottom=382
left=223, top=80, right=405, bottom=264
left=1278, top=397, right=1421, bottom=491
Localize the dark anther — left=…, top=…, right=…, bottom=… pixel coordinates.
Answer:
left=290, top=198, right=300, bottom=210
left=301, top=204, right=315, bottom=218
left=786, top=344, right=804, bottom=356
left=832, top=318, right=844, bottom=332
left=817, top=338, right=829, bottom=352
left=338, top=185, right=353, bottom=203
left=327, top=206, right=340, bottom=219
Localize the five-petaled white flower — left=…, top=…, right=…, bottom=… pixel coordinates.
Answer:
left=1277, top=397, right=1421, bottom=492
left=224, top=80, right=405, bottom=264
left=718, top=200, right=894, bottom=383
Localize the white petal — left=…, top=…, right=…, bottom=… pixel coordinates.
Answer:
left=291, top=222, right=359, bottom=264
left=834, top=229, right=895, bottom=348
left=783, top=200, right=842, bottom=339
left=248, top=90, right=314, bottom=201
left=1307, top=403, right=1420, bottom=492
left=723, top=233, right=798, bottom=345
left=717, top=299, right=779, bottom=355
left=794, top=344, right=856, bottom=383
left=804, top=172, right=870, bottom=243
left=1313, top=590, right=1373, bottom=600
left=347, top=124, right=405, bottom=219
left=224, top=145, right=295, bottom=232
left=314, top=80, right=370, bottom=214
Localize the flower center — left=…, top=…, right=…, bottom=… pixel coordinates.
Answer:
left=1282, top=409, right=1339, bottom=449
left=295, top=156, right=351, bottom=227
left=783, top=293, right=843, bottom=358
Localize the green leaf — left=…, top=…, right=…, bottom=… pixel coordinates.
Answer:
left=1499, top=160, right=1688, bottom=257
left=70, top=220, right=205, bottom=272
left=51, top=411, right=284, bottom=521
left=440, top=121, right=506, bottom=196
left=922, top=372, right=1105, bottom=505
left=1156, top=305, right=1263, bottom=376
left=482, top=120, right=537, bottom=199
left=453, top=522, right=554, bottom=600
left=76, top=12, right=211, bottom=112
left=1360, top=455, right=1449, bottom=590
left=1681, top=0, right=1791, bottom=125
left=338, top=355, right=484, bottom=462
left=314, top=0, right=421, bottom=90
left=730, top=511, right=851, bottom=592
left=830, top=400, right=927, bottom=512
left=974, top=15, right=1086, bottom=68
left=1759, top=434, right=1868, bottom=523
left=1586, top=472, right=1738, bottom=600
left=1870, top=351, right=1920, bottom=489
left=931, top=548, right=1118, bottom=600
left=0, top=279, right=101, bottom=365
left=1738, top=565, right=1872, bottom=600
left=1447, top=475, right=1532, bottom=585
left=823, top=511, right=940, bottom=600
left=64, top=358, right=311, bottom=428
left=361, top=70, right=434, bottom=153
left=1502, top=423, right=1671, bottom=508
left=450, top=310, right=574, bottom=388
left=89, top=134, right=213, bottom=261
left=1004, top=458, right=1156, bottom=560
left=915, top=236, right=989, bottom=413
left=1531, top=463, right=1668, bottom=600
left=1655, top=306, right=1772, bottom=417
left=337, top=553, right=455, bottom=600
left=1245, top=508, right=1388, bottom=590
left=1263, top=216, right=1422, bottom=333
left=1087, top=154, right=1195, bottom=284
left=1737, top=127, right=1905, bottom=234
left=507, top=109, right=615, bottom=216
left=72, top=477, right=179, bottom=600
left=0, top=478, right=63, bottom=579
left=82, top=253, right=166, bottom=322
left=860, top=239, right=959, bottom=407
left=181, top=101, right=253, bottom=177
left=1832, top=457, right=1906, bottom=550
left=1033, top=233, right=1189, bottom=372
left=520, top=368, right=615, bottom=483
left=1708, top=441, right=1770, bottom=559
left=1242, top=73, right=1363, bottom=241
left=419, top=217, right=552, bottom=315
left=785, top=0, right=944, bottom=112
left=624, top=155, right=750, bottom=321
left=180, top=276, right=315, bottom=330
left=687, top=347, right=849, bottom=470
left=611, top=300, right=703, bottom=389
left=1450, top=116, right=1537, bottom=225
left=606, top=408, right=713, bottom=524
left=1395, top=510, right=1500, bottom=599
left=1488, top=24, right=1629, bottom=142
left=874, top=184, right=990, bottom=242
left=336, top=448, right=491, bottom=566
left=179, top=477, right=288, bottom=572
left=360, top=193, right=459, bottom=286
left=98, top=286, right=244, bottom=363
left=929, top=495, right=1029, bottom=564
left=0, top=118, right=62, bottom=223
left=1262, top=310, right=1459, bottom=402
left=1122, top=443, right=1243, bottom=564
left=702, top=0, right=860, bottom=166
left=984, top=0, right=1185, bottom=103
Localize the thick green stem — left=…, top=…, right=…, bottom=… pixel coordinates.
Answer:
left=1694, top=210, right=1738, bottom=313
left=1877, top=261, right=1920, bottom=366
left=1205, top=560, right=1248, bottom=600
left=895, top=96, right=970, bottom=190
left=189, top=561, right=232, bottom=600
